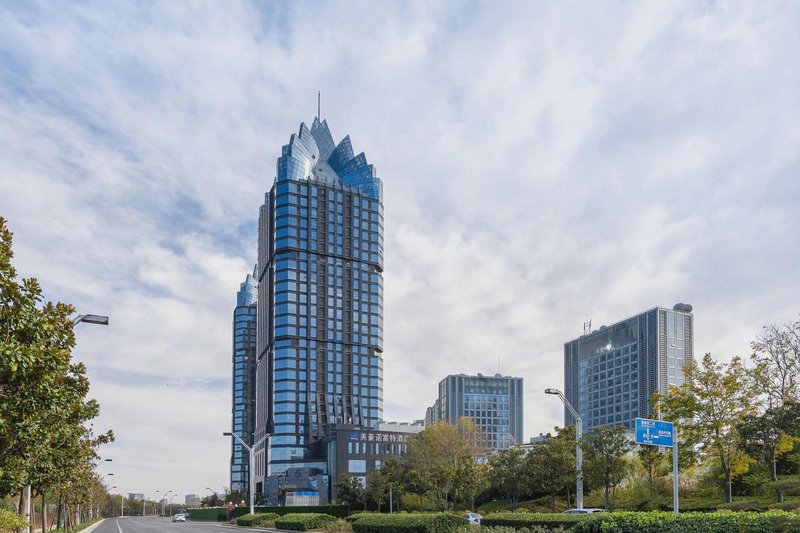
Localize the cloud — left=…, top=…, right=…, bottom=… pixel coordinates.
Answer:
left=1, top=0, right=799, bottom=498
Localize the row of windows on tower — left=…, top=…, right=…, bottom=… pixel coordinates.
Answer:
left=274, top=179, right=383, bottom=208
left=272, top=205, right=383, bottom=234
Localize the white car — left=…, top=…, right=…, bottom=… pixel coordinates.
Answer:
left=563, top=508, right=605, bottom=514
left=172, top=513, right=186, bottom=522
left=462, top=513, right=482, bottom=525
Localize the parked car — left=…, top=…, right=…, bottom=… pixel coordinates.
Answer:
left=172, top=513, right=186, bottom=522
left=563, top=508, right=605, bottom=514
left=462, top=513, right=482, bottom=525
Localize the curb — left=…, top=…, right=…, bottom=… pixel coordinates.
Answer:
left=78, top=520, right=105, bottom=533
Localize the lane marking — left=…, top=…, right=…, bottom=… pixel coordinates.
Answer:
left=115, top=519, right=123, bottom=533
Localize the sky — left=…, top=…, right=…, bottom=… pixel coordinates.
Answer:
left=1, top=1, right=799, bottom=501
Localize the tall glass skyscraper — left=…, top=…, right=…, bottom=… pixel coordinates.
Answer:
left=253, top=118, right=384, bottom=497
left=425, top=374, right=524, bottom=449
left=230, top=269, right=258, bottom=495
left=563, top=303, right=694, bottom=431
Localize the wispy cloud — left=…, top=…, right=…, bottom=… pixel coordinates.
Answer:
left=1, top=0, right=798, bottom=497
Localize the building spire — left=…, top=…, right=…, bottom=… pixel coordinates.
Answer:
left=317, top=90, right=321, bottom=121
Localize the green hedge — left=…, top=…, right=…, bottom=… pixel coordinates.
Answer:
left=274, top=513, right=338, bottom=531
left=571, top=511, right=800, bottom=533
left=0, top=510, right=28, bottom=533
left=236, top=513, right=280, bottom=526
left=480, top=512, right=590, bottom=530
left=351, top=513, right=469, bottom=533
left=188, top=505, right=348, bottom=521
left=346, top=512, right=380, bottom=523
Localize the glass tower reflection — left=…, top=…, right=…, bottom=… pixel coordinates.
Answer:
left=254, top=118, right=384, bottom=487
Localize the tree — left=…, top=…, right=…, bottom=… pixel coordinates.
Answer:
left=738, top=402, right=800, bottom=502
left=377, top=459, right=407, bottom=512
left=636, top=445, right=668, bottom=491
left=487, top=446, right=528, bottom=509
left=455, top=461, right=490, bottom=512
left=365, top=469, right=390, bottom=512
left=405, top=418, right=485, bottom=510
left=655, top=353, right=758, bottom=503
left=335, top=475, right=365, bottom=511
left=0, top=217, right=113, bottom=521
left=746, top=318, right=800, bottom=502
left=583, top=425, right=632, bottom=510
left=529, top=426, right=577, bottom=512
left=751, top=318, right=800, bottom=409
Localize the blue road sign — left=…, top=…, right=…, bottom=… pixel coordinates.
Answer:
left=635, top=418, right=675, bottom=447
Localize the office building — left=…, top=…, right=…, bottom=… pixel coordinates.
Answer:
left=563, top=303, right=694, bottom=431
left=230, top=269, right=258, bottom=495
left=184, top=494, right=201, bottom=506
left=425, top=373, right=524, bottom=449
left=253, top=117, right=384, bottom=503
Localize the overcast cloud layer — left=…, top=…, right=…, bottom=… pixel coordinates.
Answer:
left=1, top=1, right=799, bottom=500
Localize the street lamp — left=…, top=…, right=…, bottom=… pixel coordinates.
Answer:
left=72, top=314, right=109, bottom=326
left=223, top=431, right=270, bottom=515
left=205, top=487, right=219, bottom=507
left=545, top=388, right=583, bottom=510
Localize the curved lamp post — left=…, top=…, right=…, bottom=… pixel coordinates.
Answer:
left=545, top=388, right=583, bottom=509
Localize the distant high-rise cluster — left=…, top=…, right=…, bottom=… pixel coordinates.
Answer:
left=228, top=115, right=696, bottom=507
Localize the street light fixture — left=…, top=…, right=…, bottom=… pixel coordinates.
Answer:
left=545, top=388, right=583, bottom=510
left=72, top=314, right=109, bottom=326
left=223, top=431, right=270, bottom=515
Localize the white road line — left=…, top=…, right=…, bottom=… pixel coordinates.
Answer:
left=115, top=519, right=123, bottom=533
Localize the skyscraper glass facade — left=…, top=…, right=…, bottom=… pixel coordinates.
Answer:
left=563, top=304, right=694, bottom=431
left=426, top=374, right=524, bottom=449
left=254, top=118, right=384, bottom=488
left=231, top=270, right=258, bottom=494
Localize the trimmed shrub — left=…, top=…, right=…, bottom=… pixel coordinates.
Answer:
left=0, top=510, right=28, bottom=533
left=346, top=512, right=381, bottom=523
left=571, top=510, right=800, bottom=533
left=189, top=505, right=348, bottom=521
left=274, top=513, right=339, bottom=531
left=479, top=513, right=589, bottom=530
left=351, top=512, right=469, bottom=533
left=478, top=526, right=570, bottom=533
left=322, top=519, right=354, bottom=532
left=237, top=513, right=280, bottom=526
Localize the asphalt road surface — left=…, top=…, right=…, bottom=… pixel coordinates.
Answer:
left=90, top=516, right=269, bottom=533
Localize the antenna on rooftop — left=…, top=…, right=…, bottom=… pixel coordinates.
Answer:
left=583, top=316, right=592, bottom=335
left=317, top=90, right=321, bottom=121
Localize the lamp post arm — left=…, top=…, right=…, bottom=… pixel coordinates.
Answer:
left=229, top=432, right=252, bottom=453
left=557, top=391, right=581, bottom=424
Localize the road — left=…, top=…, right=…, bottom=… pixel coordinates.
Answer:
left=91, top=516, right=268, bottom=533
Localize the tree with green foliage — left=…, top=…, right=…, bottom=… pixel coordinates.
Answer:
left=365, top=469, right=390, bottom=512
left=655, top=353, right=758, bottom=503
left=455, top=461, right=490, bottom=512
left=745, top=318, right=800, bottom=502
left=404, top=418, right=485, bottom=510
left=335, top=475, right=365, bottom=511
left=583, top=425, right=633, bottom=510
left=636, top=445, right=668, bottom=491
left=529, top=426, right=576, bottom=512
left=751, top=318, right=800, bottom=409
left=738, top=401, right=800, bottom=502
left=0, top=217, right=113, bottom=523
left=377, top=459, right=406, bottom=513
left=487, top=445, right=528, bottom=509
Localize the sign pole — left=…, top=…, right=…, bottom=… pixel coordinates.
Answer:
left=673, top=427, right=679, bottom=515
